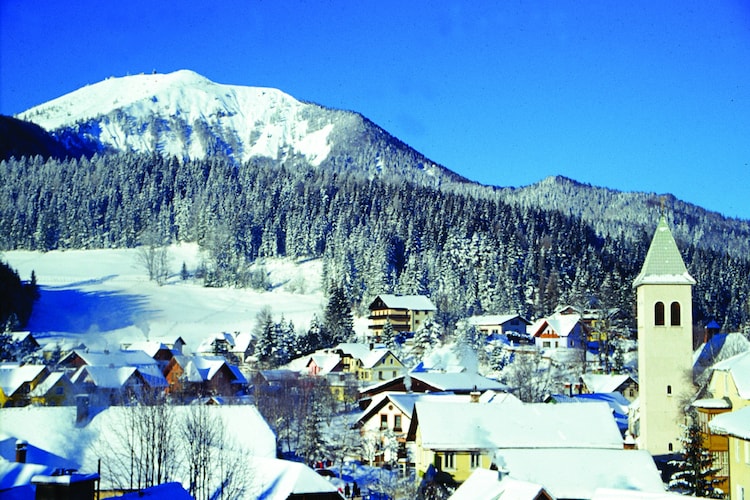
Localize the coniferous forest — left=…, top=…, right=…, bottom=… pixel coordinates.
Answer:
left=1, top=152, right=749, bottom=333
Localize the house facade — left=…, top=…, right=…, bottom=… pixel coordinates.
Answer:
left=0, top=364, right=50, bottom=407
left=709, top=406, right=750, bottom=500
left=367, top=294, right=436, bottom=341
left=530, top=311, right=588, bottom=349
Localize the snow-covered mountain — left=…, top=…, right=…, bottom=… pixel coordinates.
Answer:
left=17, top=70, right=464, bottom=184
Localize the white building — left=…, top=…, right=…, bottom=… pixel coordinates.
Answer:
left=632, top=216, right=696, bottom=455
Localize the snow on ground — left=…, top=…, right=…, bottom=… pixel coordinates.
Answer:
left=2, top=244, right=330, bottom=351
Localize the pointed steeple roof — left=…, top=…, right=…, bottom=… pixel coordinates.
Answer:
left=633, top=216, right=695, bottom=287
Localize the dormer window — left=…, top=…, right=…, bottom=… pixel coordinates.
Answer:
left=671, top=302, right=681, bottom=326
left=655, top=302, right=665, bottom=326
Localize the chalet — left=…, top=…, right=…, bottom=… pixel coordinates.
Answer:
left=29, top=371, right=75, bottom=406
left=580, top=373, right=639, bottom=402
left=360, top=371, right=508, bottom=399
left=368, top=294, right=436, bottom=341
left=122, top=341, right=174, bottom=363
left=465, top=314, right=531, bottom=341
left=709, top=405, right=750, bottom=500
left=164, top=355, right=247, bottom=398
left=355, top=391, right=521, bottom=467
left=0, top=364, right=50, bottom=407
left=70, top=365, right=167, bottom=405
left=529, top=311, right=588, bottom=350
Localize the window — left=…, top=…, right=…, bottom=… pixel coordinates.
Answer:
left=668, top=442, right=673, bottom=452
left=394, top=415, right=402, bottom=432
left=655, top=302, right=665, bottom=325
left=471, top=452, right=481, bottom=469
left=667, top=385, right=672, bottom=395
left=380, top=414, right=388, bottom=429
left=714, top=451, right=729, bottom=477
left=737, top=485, right=745, bottom=500
left=378, top=372, right=384, bottom=380
left=671, top=302, right=681, bottom=326
left=444, top=452, right=455, bottom=470
left=543, top=341, right=551, bottom=348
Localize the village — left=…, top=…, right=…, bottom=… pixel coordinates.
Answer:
left=2, top=216, right=749, bottom=500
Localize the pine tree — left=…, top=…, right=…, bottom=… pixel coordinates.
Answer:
left=668, top=416, right=724, bottom=498
left=323, top=284, right=354, bottom=345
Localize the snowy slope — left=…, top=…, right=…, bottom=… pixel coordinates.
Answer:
left=18, top=70, right=334, bottom=166
left=2, top=244, right=330, bottom=351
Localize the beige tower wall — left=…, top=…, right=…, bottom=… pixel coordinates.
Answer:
left=637, top=282, right=694, bottom=455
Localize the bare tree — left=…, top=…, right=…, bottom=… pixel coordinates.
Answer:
left=135, top=227, right=170, bottom=285
left=181, top=404, right=252, bottom=500
left=502, top=348, right=556, bottom=402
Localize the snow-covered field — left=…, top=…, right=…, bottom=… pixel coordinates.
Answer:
left=2, top=244, right=330, bottom=352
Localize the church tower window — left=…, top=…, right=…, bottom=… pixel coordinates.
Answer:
left=670, top=302, right=681, bottom=326
left=655, top=302, right=665, bottom=326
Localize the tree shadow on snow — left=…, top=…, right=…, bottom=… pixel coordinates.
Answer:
left=26, top=286, right=154, bottom=335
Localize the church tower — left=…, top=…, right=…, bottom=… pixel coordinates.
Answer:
left=633, top=215, right=695, bottom=455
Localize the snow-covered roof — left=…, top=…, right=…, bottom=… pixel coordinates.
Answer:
left=411, top=372, right=507, bottom=392
left=449, top=468, right=548, bottom=500
left=592, top=488, right=695, bottom=499
left=28, top=371, right=69, bottom=397
left=0, top=458, right=52, bottom=492
left=308, top=353, right=341, bottom=375
left=691, top=398, right=732, bottom=410
left=360, top=349, right=398, bottom=369
left=466, top=314, right=529, bottom=327
left=709, top=405, right=750, bottom=440
left=495, top=448, right=665, bottom=499
left=253, top=457, right=340, bottom=499
left=370, top=294, right=436, bottom=311
left=116, top=482, right=192, bottom=499
left=0, top=405, right=276, bottom=491
left=123, top=341, right=171, bottom=358
left=711, top=349, right=750, bottom=399
left=633, top=216, right=695, bottom=287
left=0, top=364, right=48, bottom=397
left=413, top=401, right=623, bottom=450
left=333, top=342, right=373, bottom=360
left=358, top=391, right=522, bottom=427
left=581, top=373, right=635, bottom=393
left=68, top=349, right=158, bottom=368
left=693, top=333, right=750, bottom=382
left=0, top=434, right=77, bottom=470
left=176, top=355, right=246, bottom=384
left=531, top=312, right=581, bottom=338
left=70, top=365, right=138, bottom=389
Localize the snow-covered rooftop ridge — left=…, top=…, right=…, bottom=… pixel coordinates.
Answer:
left=372, top=294, right=436, bottom=311
left=581, top=373, right=633, bottom=393
left=414, top=401, right=623, bottom=450
left=708, top=405, right=750, bottom=440
left=466, top=314, right=526, bottom=326
left=493, top=448, right=665, bottom=499
left=0, top=364, right=47, bottom=396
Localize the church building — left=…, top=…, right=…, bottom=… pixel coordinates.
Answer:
left=633, top=215, right=696, bottom=455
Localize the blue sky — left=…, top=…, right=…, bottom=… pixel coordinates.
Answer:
left=2, top=1, right=749, bottom=219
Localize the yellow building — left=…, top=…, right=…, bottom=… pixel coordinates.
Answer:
left=367, top=294, right=436, bottom=341
left=406, top=400, right=624, bottom=485
left=632, top=216, right=696, bottom=455
left=709, top=406, right=750, bottom=500
left=0, top=364, right=50, bottom=407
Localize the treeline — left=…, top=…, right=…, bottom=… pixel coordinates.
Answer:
left=1, top=153, right=748, bottom=331
left=0, top=260, right=39, bottom=331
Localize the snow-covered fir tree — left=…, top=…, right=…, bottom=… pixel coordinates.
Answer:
left=668, top=415, right=724, bottom=498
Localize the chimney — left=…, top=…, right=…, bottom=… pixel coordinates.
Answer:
left=76, top=394, right=90, bottom=424
left=470, top=385, right=480, bottom=403
left=15, top=440, right=28, bottom=463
